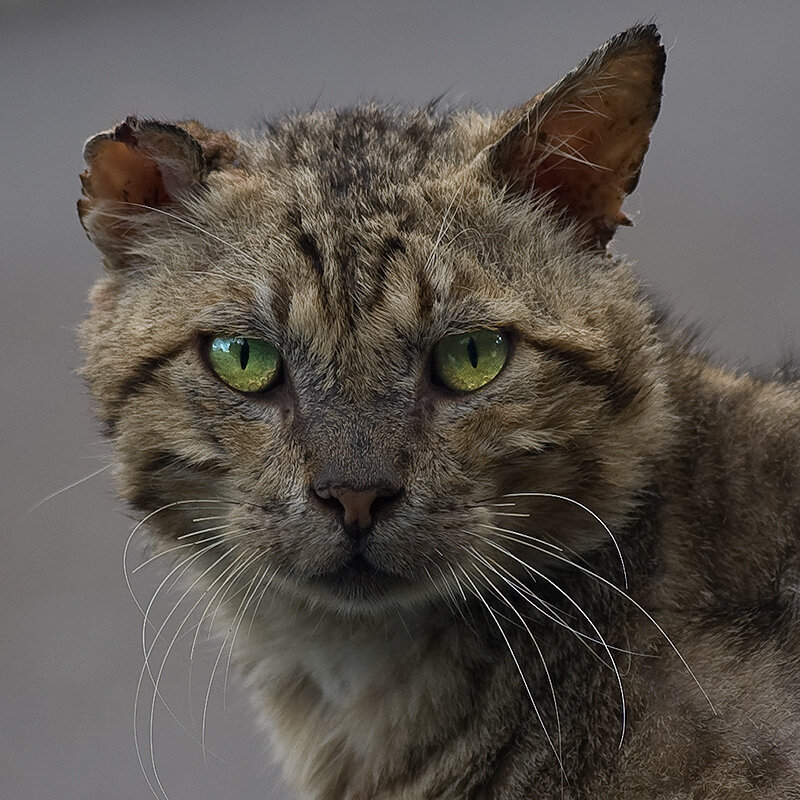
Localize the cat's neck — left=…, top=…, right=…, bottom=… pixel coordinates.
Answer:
left=236, top=543, right=652, bottom=799
left=239, top=596, right=489, bottom=797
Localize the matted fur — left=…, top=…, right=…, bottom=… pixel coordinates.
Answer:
left=78, top=24, right=800, bottom=799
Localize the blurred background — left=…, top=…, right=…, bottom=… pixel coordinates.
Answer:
left=2, top=1, right=799, bottom=798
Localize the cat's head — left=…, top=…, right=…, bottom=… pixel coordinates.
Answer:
left=79, top=25, right=670, bottom=615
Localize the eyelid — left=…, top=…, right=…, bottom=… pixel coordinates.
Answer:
left=193, top=304, right=283, bottom=344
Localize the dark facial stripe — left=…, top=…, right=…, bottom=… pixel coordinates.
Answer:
left=115, top=344, right=185, bottom=407
left=531, top=339, right=638, bottom=413
left=286, top=207, right=326, bottom=291
left=102, top=343, right=186, bottom=433
left=362, top=236, right=406, bottom=315
left=415, top=263, right=435, bottom=319
left=269, top=273, right=291, bottom=327
left=296, top=230, right=324, bottom=281
left=128, top=449, right=228, bottom=512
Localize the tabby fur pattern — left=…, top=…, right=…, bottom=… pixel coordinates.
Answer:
left=78, top=24, right=800, bottom=799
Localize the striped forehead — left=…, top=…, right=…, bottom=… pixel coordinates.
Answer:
left=214, top=211, right=493, bottom=397
left=205, top=107, right=502, bottom=382
left=281, top=221, right=441, bottom=357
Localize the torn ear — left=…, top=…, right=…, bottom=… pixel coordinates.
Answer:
left=78, top=116, right=211, bottom=263
left=487, top=24, right=666, bottom=248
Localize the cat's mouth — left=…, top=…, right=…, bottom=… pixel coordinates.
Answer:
left=307, top=553, right=408, bottom=597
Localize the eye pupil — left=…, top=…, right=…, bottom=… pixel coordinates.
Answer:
left=432, top=328, right=508, bottom=393
left=467, top=337, right=478, bottom=368
left=208, top=336, right=281, bottom=393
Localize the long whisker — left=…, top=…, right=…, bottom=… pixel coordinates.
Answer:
left=153, top=549, right=261, bottom=786
left=124, top=500, right=239, bottom=620
left=199, top=551, right=263, bottom=762
left=500, top=492, right=628, bottom=589
left=132, top=526, right=239, bottom=574
left=140, top=544, right=243, bottom=713
left=146, top=549, right=257, bottom=797
left=139, top=553, right=243, bottom=769
left=177, top=523, right=234, bottom=540
left=515, top=547, right=643, bottom=658
left=479, top=524, right=714, bottom=713
left=27, top=463, right=111, bottom=513
left=530, top=536, right=715, bottom=713
left=422, top=562, right=454, bottom=616
left=469, top=541, right=621, bottom=660
left=123, top=497, right=264, bottom=621
left=473, top=532, right=628, bottom=747
left=224, top=564, right=270, bottom=707
left=477, top=522, right=564, bottom=553
left=429, top=552, right=478, bottom=635
left=187, top=552, right=259, bottom=720
left=468, top=552, right=563, bottom=768
left=134, top=544, right=240, bottom=800
left=246, top=567, right=280, bottom=639
left=458, top=564, right=564, bottom=776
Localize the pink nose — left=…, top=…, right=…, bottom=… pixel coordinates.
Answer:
left=316, top=487, right=378, bottom=531
left=313, top=483, right=400, bottom=537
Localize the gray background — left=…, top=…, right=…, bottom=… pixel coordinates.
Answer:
left=2, top=1, right=799, bottom=798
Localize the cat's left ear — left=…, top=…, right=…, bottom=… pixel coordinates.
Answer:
left=485, top=24, right=665, bottom=248
left=78, top=116, right=238, bottom=265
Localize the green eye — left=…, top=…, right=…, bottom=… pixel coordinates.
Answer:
left=432, top=329, right=509, bottom=392
left=207, top=336, right=282, bottom=393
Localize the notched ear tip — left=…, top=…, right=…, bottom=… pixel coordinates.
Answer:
left=78, top=116, right=210, bottom=262
left=81, top=116, right=206, bottom=206
left=113, top=116, right=142, bottom=147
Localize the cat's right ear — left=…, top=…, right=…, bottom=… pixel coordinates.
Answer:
left=78, top=116, right=235, bottom=267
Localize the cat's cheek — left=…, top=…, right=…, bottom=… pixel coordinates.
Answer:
left=86, top=278, right=118, bottom=314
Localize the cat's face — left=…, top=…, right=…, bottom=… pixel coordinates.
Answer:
left=80, top=26, right=670, bottom=615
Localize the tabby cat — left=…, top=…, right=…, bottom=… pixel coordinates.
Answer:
left=77, top=24, right=800, bottom=800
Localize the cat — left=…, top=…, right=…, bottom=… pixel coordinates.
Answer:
left=77, top=23, right=800, bottom=800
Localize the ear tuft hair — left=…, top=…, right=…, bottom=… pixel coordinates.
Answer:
left=487, top=24, right=666, bottom=248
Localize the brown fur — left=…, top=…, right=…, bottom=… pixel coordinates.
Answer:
left=78, top=24, right=800, bottom=799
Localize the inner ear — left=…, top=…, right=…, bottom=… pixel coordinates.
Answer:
left=78, top=117, right=208, bottom=264
left=79, top=117, right=205, bottom=212
left=80, top=138, right=172, bottom=208
left=488, top=25, right=666, bottom=249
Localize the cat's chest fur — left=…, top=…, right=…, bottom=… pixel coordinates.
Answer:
left=240, top=600, right=484, bottom=798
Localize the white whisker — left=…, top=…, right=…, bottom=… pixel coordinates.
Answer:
left=28, top=463, right=111, bottom=513
left=135, top=544, right=241, bottom=800
left=224, top=564, right=269, bottom=706
left=469, top=551, right=563, bottom=766
left=199, top=551, right=262, bottom=762
left=458, top=564, right=564, bottom=775
left=473, top=532, right=628, bottom=747
left=477, top=521, right=563, bottom=554
left=501, top=492, right=627, bottom=589
left=132, top=528, right=238, bottom=574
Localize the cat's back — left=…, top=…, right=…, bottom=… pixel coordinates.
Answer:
left=600, top=355, right=800, bottom=800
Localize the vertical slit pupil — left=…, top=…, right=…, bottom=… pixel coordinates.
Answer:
left=467, top=337, right=478, bottom=368
left=239, top=339, right=250, bottom=370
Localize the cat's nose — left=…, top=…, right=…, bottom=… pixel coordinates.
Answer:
left=312, top=483, right=401, bottom=537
